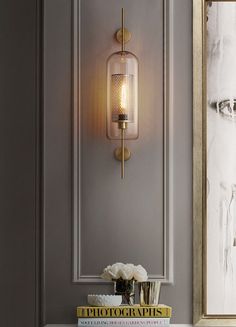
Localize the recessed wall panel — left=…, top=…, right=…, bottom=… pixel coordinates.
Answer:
left=74, top=0, right=167, bottom=281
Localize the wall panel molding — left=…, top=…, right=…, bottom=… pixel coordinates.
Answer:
left=72, top=0, right=174, bottom=284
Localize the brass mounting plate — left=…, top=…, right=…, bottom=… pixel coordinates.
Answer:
left=115, top=28, right=131, bottom=44
left=114, top=147, right=131, bottom=161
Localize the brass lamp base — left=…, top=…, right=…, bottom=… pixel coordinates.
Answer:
left=114, top=147, right=131, bottom=161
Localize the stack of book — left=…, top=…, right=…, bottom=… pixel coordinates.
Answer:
left=77, top=304, right=172, bottom=326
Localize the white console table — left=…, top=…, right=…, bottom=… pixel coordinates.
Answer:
left=45, top=325, right=192, bottom=327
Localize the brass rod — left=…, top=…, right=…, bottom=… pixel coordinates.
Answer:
left=122, top=8, right=125, bottom=52
left=121, top=128, right=125, bottom=179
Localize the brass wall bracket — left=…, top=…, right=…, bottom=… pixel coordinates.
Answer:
left=114, top=147, right=131, bottom=161
left=116, top=7, right=131, bottom=50
left=115, top=28, right=131, bottom=44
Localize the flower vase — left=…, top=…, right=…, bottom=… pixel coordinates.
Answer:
left=114, top=278, right=135, bottom=305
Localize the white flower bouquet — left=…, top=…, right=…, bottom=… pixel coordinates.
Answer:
left=101, top=262, right=148, bottom=305
left=101, top=262, right=148, bottom=282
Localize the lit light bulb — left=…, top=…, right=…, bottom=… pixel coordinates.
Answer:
left=121, top=83, right=128, bottom=112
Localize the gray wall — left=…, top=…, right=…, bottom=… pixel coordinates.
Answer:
left=0, top=0, right=41, bottom=326
left=43, top=0, right=192, bottom=325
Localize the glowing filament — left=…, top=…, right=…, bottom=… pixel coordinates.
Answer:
left=121, top=83, right=128, bottom=112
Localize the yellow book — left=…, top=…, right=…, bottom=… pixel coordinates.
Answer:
left=76, top=304, right=172, bottom=318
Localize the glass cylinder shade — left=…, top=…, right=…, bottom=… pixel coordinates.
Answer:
left=107, top=51, right=138, bottom=140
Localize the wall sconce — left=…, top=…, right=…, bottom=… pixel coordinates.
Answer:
left=107, top=8, right=139, bottom=179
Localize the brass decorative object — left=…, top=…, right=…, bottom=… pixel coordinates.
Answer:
left=139, top=281, right=161, bottom=306
left=114, top=147, right=131, bottom=162
left=116, top=28, right=131, bottom=44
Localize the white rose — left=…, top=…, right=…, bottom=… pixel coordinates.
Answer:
left=110, top=263, right=124, bottom=279
left=133, top=265, right=148, bottom=282
left=119, top=264, right=134, bottom=280
left=101, top=265, right=113, bottom=281
left=101, top=263, right=124, bottom=280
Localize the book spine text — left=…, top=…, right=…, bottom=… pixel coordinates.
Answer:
left=78, top=317, right=170, bottom=326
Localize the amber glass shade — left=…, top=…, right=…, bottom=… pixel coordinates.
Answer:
left=107, top=51, right=138, bottom=140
